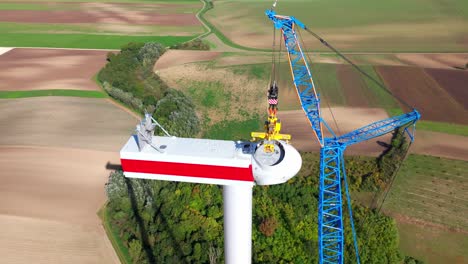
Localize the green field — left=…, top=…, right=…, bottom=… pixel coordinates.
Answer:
left=0, top=0, right=204, bottom=49
left=0, top=22, right=203, bottom=37
left=205, top=0, right=468, bottom=52
left=382, top=155, right=468, bottom=263
left=0, top=33, right=195, bottom=49
left=0, top=0, right=200, bottom=3
left=0, top=89, right=107, bottom=99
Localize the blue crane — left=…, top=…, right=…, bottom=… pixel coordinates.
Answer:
left=265, top=9, right=420, bottom=263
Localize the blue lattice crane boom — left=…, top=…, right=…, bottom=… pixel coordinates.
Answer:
left=265, top=9, right=420, bottom=264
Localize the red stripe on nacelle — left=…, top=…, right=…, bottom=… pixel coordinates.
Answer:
left=121, top=159, right=254, bottom=182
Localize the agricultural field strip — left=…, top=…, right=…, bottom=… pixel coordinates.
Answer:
left=394, top=200, right=468, bottom=223
left=388, top=194, right=468, bottom=227
left=396, top=199, right=468, bottom=225
left=403, top=191, right=468, bottom=208
left=0, top=0, right=205, bottom=48
left=204, top=0, right=468, bottom=52
left=391, top=185, right=468, bottom=208
left=414, top=186, right=468, bottom=202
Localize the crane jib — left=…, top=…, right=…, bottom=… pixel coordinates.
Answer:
left=266, top=9, right=324, bottom=146
left=266, top=8, right=420, bottom=264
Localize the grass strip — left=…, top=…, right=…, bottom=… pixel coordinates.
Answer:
left=98, top=205, right=131, bottom=264
left=417, top=120, right=468, bottom=137
left=0, top=89, right=107, bottom=99
left=0, top=33, right=194, bottom=49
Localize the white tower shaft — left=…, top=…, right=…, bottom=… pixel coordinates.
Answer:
left=223, top=185, right=253, bottom=264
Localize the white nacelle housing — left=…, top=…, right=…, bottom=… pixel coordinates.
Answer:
left=251, top=140, right=302, bottom=185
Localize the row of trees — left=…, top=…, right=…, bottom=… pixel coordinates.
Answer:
left=99, top=42, right=168, bottom=112
left=170, top=38, right=210, bottom=50
left=99, top=42, right=200, bottom=136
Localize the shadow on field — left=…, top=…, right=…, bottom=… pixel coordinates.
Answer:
left=106, top=161, right=122, bottom=171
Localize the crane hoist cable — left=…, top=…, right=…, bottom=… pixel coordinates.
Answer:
left=251, top=17, right=290, bottom=153
left=297, top=28, right=343, bottom=137
left=303, top=27, right=413, bottom=109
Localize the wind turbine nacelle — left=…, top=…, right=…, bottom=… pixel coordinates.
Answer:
left=252, top=140, right=302, bottom=185
left=120, top=135, right=302, bottom=186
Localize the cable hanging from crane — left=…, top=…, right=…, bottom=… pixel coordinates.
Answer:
left=302, top=28, right=413, bottom=109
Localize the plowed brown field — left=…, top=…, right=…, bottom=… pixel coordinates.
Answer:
left=0, top=97, right=136, bottom=151
left=425, top=68, right=468, bottom=109
left=278, top=108, right=392, bottom=156
left=0, top=48, right=110, bottom=91
left=0, top=146, right=120, bottom=264
left=0, top=96, right=136, bottom=263
left=0, top=2, right=201, bottom=27
left=0, top=10, right=199, bottom=26
left=376, top=66, right=468, bottom=124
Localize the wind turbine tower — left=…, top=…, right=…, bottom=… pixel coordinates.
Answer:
left=120, top=113, right=302, bottom=264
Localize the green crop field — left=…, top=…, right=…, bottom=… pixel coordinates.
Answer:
left=205, top=0, right=468, bottom=52
left=0, top=0, right=204, bottom=49
left=0, top=0, right=200, bottom=3
left=0, top=33, right=194, bottom=49
left=0, top=89, right=107, bottom=99
left=382, top=155, right=468, bottom=263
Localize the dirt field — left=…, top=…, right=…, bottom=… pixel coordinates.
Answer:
left=0, top=1, right=203, bottom=36
left=278, top=108, right=393, bottom=156
left=410, top=131, right=468, bottom=161
left=0, top=10, right=199, bottom=26
left=0, top=48, right=109, bottom=91
left=0, top=96, right=136, bottom=151
left=0, top=2, right=201, bottom=26
left=397, top=53, right=468, bottom=70
left=204, top=1, right=468, bottom=52
left=376, top=66, right=468, bottom=125
left=0, top=146, right=120, bottom=264
left=0, top=96, right=137, bottom=263
left=154, top=50, right=221, bottom=71
left=425, top=68, right=468, bottom=109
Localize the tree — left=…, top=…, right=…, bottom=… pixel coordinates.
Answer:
left=129, top=239, right=143, bottom=263
left=138, top=42, right=166, bottom=68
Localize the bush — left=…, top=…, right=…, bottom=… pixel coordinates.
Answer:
left=153, top=89, right=200, bottom=137
left=103, top=82, right=143, bottom=111
left=170, top=38, right=210, bottom=50
left=138, top=42, right=166, bottom=68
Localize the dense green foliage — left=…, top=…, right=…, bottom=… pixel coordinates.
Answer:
left=106, top=148, right=409, bottom=263
left=99, top=42, right=201, bottom=135
left=0, top=89, right=106, bottom=99
left=0, top=33, right=194, bottom=49
left=153, top=89, right=201, bottom=137
left=403, top=256, right=425, bottom=264
left=171, top=38, right=210, bottom=50
left=99, top=42, right=168, bottom=112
